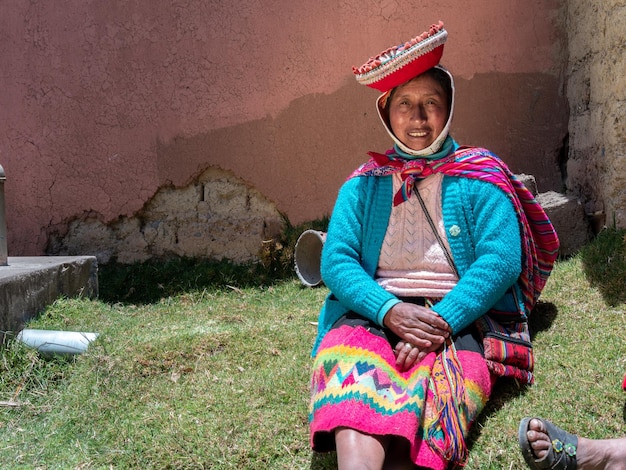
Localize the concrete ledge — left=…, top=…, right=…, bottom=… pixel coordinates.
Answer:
left=0, top=256, right=98, bottom=334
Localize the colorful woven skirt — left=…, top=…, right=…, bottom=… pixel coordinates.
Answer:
left=309, top=324, right=494, bottom=469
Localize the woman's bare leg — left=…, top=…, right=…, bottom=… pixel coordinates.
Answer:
left=335, top=427, right=389, bottom=470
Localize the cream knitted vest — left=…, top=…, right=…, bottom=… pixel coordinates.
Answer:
left=376, top=172, right=458, bottom=298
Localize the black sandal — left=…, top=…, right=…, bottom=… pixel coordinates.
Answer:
left=518, top=417, right=578, bottom=469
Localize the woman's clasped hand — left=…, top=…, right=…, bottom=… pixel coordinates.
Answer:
left=386, top=302, right=451, bottom=370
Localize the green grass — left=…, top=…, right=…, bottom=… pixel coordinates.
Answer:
left=1, top=229, right=625, bottom=469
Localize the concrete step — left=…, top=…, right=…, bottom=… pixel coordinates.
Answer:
left=0, top=256, right=98, bottom=336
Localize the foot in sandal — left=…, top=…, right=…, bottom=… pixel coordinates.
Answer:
left=519, top=417, right=626, bottom=470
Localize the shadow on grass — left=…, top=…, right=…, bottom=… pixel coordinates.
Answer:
left=98, top=217, right=330, bottom=305
left=467, top=377, right=530, bottom=451
left=580, top=228, right=626, bottom=306
left=310, top=451, right=337, bottom=470
left=528, top=300, right=558, bottom=341
left=98, top=257, right=295, bottom=304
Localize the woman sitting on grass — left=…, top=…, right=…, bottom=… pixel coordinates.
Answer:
left=308, top=21, right=559, bottom=470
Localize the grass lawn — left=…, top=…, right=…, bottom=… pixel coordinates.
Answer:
left=1, top=229, right=625, bottom=469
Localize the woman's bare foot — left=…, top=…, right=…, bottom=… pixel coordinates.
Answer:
left=525, top=418, right=626, bottom=470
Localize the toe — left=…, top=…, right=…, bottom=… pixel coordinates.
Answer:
left=528, top=431, right=551, bottom=458
left=529, top=418, right=547, bottom=433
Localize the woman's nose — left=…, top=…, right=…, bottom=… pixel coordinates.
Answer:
left=410, top=105, right=426, bottom=121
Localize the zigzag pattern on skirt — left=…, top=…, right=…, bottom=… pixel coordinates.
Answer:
left=311, top=344, right=432, bottom=415
left=310, top=326, right=491, bottom=469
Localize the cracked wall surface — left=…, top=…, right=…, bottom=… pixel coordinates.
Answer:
left=0, top=0, right=570, bottom=261
left=565, top=1, right=626, bottom=229
left=47, top=167, right=284, bottom=264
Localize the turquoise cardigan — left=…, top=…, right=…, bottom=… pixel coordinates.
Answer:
left=312, top=173, right=523, bottom=356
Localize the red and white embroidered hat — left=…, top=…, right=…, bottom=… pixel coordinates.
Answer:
left=353, top=21, right=447, bottom=93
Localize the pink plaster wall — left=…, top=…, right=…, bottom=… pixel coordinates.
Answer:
left=0, top=0, right=568, bottom=257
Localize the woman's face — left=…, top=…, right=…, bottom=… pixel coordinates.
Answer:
left=387, top=74, right=449, bottom=151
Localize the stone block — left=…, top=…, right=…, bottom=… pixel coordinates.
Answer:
left=516, top=174, right=538, bottom=196
left=536, top=191, right=591, bottom=257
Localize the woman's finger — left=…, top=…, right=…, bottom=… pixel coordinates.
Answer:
left=395, top=341, right=412, bottom=359
left=401, top=345, right=421, bottom=370
left=395, top=341, right=424, bottom=370
left=395, top=341, right=415, bottom=367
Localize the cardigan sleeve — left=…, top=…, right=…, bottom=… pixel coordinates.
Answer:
left=432, top=177, right=522, bottom=333
left=321, top=177, right=401, bottom=325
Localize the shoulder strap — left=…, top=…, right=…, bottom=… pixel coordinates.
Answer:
left=413, top=186, right=460, bottom=278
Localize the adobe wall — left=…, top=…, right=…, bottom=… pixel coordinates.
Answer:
left=0, top=1, right=569, bottom=263
left=565, top=1, right=626, bottom=229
